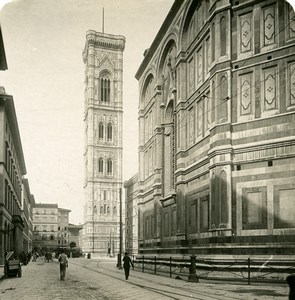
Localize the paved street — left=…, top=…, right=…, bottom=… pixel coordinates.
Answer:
left=0, top=258, right=290, bottom=299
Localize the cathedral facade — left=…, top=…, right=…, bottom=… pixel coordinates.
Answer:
left=82, top=30, right=125, bottom=256
left=135, top=0, right=295, bottom=256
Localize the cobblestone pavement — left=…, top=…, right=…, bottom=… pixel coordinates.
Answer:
left=0, top=258, right=290, bottom=300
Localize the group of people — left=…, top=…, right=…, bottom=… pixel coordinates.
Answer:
left=5, top=250, right=32, bottom=265
left=57, top=251, right=134, bottom=281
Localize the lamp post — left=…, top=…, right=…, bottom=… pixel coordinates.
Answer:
left=117, top=187, right=122, bottom=269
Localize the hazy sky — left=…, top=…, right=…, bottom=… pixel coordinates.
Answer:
left=0, top=0, right=174, bottom=224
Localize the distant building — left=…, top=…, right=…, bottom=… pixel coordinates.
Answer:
left=123, top=174, right=139, bottom=255
left=32, top=203, right=71, bottom=251
left=0, top=87, right=26, bottom=264
left=32, top=203, right=59, bottom=252
left=21, top=178, right=33, bottom=253
left=82, top=30, right=126, bottom=256
left=68, top=223, right=83, bottom=248
left=58, top=208, right=71, bottom=246
left=135, top=0, right=295, bottom=256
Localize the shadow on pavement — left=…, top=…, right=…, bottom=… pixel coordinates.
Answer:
left=236, top=288, right=286, bottom=297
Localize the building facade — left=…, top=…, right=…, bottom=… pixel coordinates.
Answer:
left=68, top=223, right=83, bottom=248
left=21, top=178, right=33, bottom=253
left=32, top=203, right=59, bottom=251
left=82, top=30, right=125, bottom=256
left=32, top=204, right=71, bottom=251
left=124, top=174, right=139, bottom=255
left=135, top=0, right=295, bottom=256
left=0, top=88, right=26, bottom=264
left=58, top=207, right=71, bottom=247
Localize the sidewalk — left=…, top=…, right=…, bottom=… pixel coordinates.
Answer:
left=72, top=257, right=290, bottom=299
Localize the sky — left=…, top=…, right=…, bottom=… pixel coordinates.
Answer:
left=0, top=0, right=174, bottom=224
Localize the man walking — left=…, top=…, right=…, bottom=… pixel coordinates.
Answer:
left=123, top=252, right=133, bottom=280
left=58, top=249, right=68, bottom=280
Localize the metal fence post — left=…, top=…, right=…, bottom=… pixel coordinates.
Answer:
left=154, top=256, right=157, bottom=275
left=247, top=258, right=251, bottom=285
left=188, top=255, right=199, bottom=282
left=170, top=257, right=172, bottom=278
left=142, top=256, right=144, bottom=273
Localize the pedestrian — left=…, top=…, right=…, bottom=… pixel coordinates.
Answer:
left=123, top=252, right=133, bottom=280
left=58, top=249, right=68, bottom=281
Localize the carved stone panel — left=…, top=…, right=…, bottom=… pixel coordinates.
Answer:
left=263, top=5, right=275, bottom=47
left=196, top=99, right=203, bottom=137
left=240, top=72, right=252, bottom=116
left=188, top=57, right=194, bottom=93
left=263, top=67, right=277, bottom=111
left=240, top=13, right=252, bottom=53
left=197, top=46, right=203, bottom=86
left=288, top=62, right=295, bottom=107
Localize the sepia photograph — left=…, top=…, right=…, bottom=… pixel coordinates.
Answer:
left=0, top=0, right=295, bottom=299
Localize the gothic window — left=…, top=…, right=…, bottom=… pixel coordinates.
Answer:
left=100, top=74, right=111, bottom=102
left=107, top=123, right=113, bottom=141
left=98, top=157, right=104, bottom=174
left=99, top=122, right=104, bottom=139
left=113, top=206, right=117, bottom=215
left=107, top=206, right=110, bottom=214
left=220, top=16, right=226, bottom=56
left=100, top=205, right=104, bottom=214
left=107, top=159, right=113, bottom=175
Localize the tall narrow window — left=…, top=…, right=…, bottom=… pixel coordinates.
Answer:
left=99, top=122, right=104, bottom=139
left=107, top=123, right=112, bottom=141
left=107, top=159, right=113, bottom=175
left=98, top=158, right=104, bottom=174
left=100, top=75, right=111, bottom=102
left=220, top=17, right=226, bottom=56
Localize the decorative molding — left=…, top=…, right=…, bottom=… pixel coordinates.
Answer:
left=160, top=192, right=176, bottom=207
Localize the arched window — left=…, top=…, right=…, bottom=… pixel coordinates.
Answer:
left=220, top=17, right=226, bottom=56
left=100, top=75, right=111, bottom=102
left=99, top=122, right=104, bottom=139
left=107, top=123, right=112, bottom=141
left=98, top=158, right=104, bottom=174
left=113, top=206, right=117, bottom=215
left=107, top=159, right=113, bottom=175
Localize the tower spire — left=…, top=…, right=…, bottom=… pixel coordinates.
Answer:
left=102, top=7, right=104, bottom=33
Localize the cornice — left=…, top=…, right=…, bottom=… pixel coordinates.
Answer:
left=83, top=30, right=126, bottom=63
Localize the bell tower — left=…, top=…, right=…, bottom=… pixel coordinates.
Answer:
left=82, top=30, right=125, bottom=256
